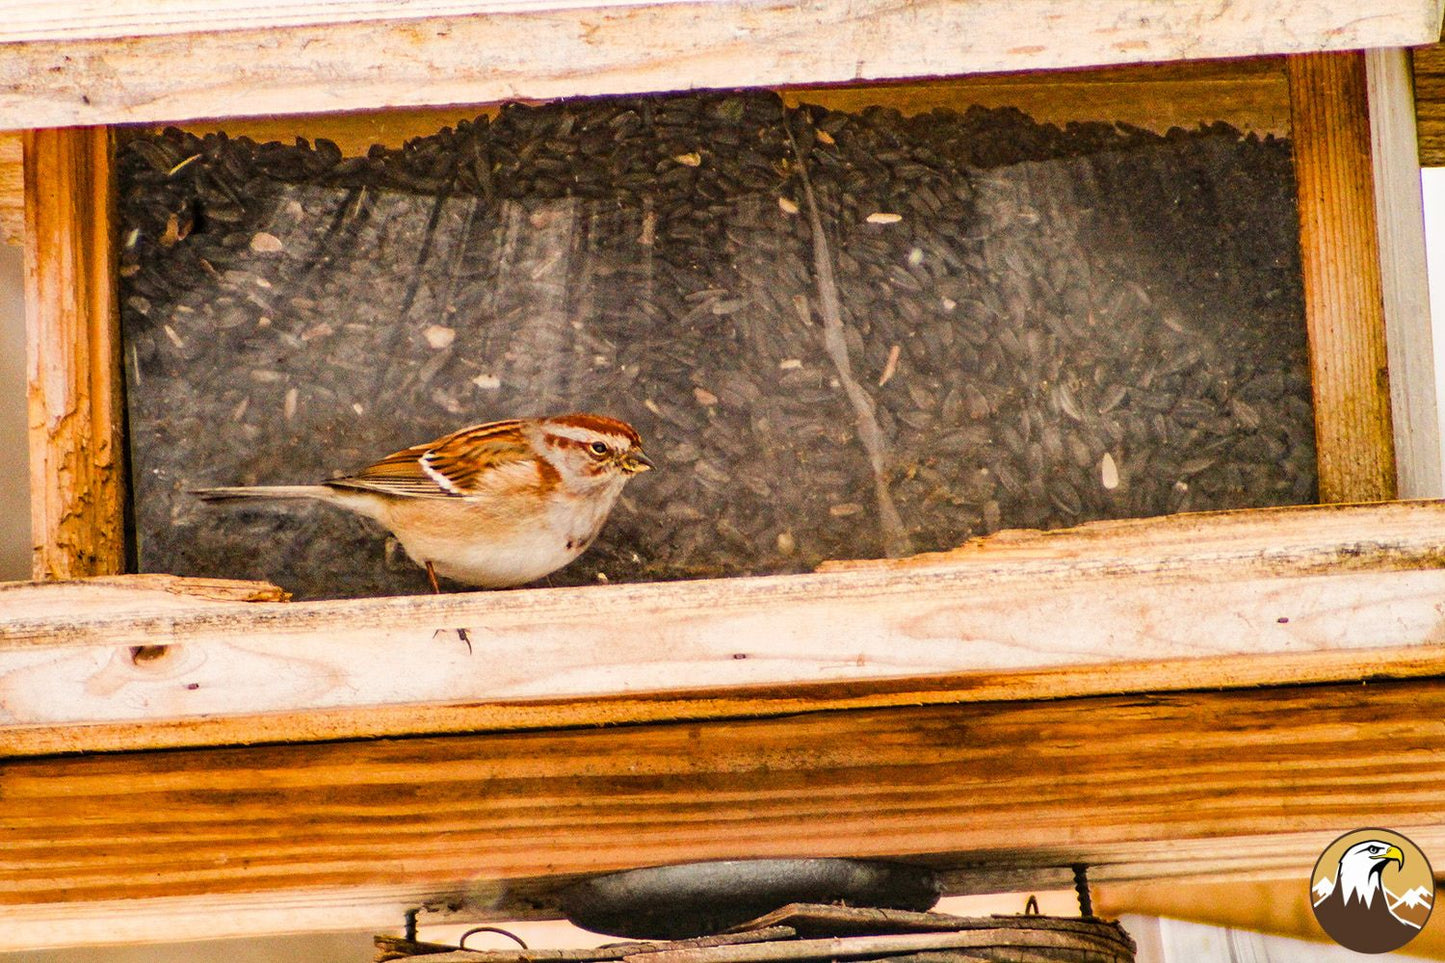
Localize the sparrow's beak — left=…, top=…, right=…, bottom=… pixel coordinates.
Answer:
left=621, top=450, right=655, bottom=474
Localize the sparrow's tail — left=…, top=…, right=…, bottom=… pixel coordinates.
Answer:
left=191, top=485, right=335, bottom=502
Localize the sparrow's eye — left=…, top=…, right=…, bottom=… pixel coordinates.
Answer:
left=589, top=441, right=610, bottom=456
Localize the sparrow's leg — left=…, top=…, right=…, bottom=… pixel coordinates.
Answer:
left=425, top=560, right=473, bottom=653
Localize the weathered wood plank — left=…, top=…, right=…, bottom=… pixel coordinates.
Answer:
left=0, top=130, right=20, bottom=245
left=23, top=126, right=125, bottom=579
left=1367, top=48, right=1443, bottom=499
left=1287, top=53, right=1398, bottom=503
left=3, top=502, right=1445, bottom=756
left=0, top=0, right=1440, bottom=47
left=5, top=678, right=1445, bottom=949
left=0, top=0, right=1435, bottom=130
left=0, top=0, right=681, bottom=42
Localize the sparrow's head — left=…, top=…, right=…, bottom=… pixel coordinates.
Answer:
left=534, top=413, right=653, bottom=491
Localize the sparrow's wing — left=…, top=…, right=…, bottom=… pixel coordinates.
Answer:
left=327, top=420, right=537, bottom=499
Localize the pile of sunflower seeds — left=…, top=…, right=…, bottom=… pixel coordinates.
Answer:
left=119, top=90, right=1313, bottom=599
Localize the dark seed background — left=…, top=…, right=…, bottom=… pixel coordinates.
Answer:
left=119, top=90, right=1315, bottom=600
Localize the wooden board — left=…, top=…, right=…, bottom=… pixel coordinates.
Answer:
left=5, top=501, right=1445, bottom=756
left=0, top=0, right=692, bottom=41
left=6, top=678, right=1445, bottom=949
left=0, top=0, right=1436, bottom=131
left=1368, top=47, right=1443, bottom=499
left=23, top=127, right=126, bottom=579
left=0, top=131, right=20, bottom=245
left=0, top=0, right=1440, bottom=48
left=1287, top=53, right=1397, bottom=503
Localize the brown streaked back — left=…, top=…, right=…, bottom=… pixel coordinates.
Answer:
left=327, top=419, right=535, bottom=499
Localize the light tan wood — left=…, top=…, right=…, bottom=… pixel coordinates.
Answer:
left=8, top=886, right=460, bottom=952
left=0, top=0, right=673, bottom=41
left=23, top=126, right=125, bottom=579
left=1367, top=48, right=1443, bottom=499
left=0, top=130, right=20, bottom=245
left=5, top=679, right=1445, bottom=949
left=4, top=502, right=1445, bottom=756
left=1287, top=53, right=1398, bottom=503
left=0, top=0, right=1435, bottom=131
left=0, top=0, right=1440, bottom=47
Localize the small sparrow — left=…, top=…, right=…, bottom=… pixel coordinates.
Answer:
left=195, top=413, right=652, bottom=591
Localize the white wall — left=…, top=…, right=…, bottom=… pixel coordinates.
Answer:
left=1424, top=167, right=1445, bottom=486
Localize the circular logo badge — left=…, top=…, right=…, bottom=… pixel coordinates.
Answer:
left=1311, top=828, right=1433, bottom=954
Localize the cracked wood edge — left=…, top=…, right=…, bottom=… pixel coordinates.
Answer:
left=23, top=126, right=126, bottom=579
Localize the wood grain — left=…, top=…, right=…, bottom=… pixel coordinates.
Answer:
left=6, top=679, right=1445, bottom=948
left=0, top=0, right=1434, bottom=130
left=0, top=0, right=689, bottom=41
left=1367, top=48, right=1442, bottom=499
left=0, top=0, right=1439, bottom=47
left=0, top=131, right=20, bottom=245
left=23, top=127, right=126, bottom=579
left=1287, top=53, right=1398, bottom=503
left=3, top=502, right=1445, bottom=756
left=1413, top=42, right=1445, bottom=166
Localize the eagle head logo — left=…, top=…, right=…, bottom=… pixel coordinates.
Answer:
left=1311, top=830, right=1432, bottom=954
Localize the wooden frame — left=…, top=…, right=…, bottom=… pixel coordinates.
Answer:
left=7, top=0, right=1445, bottom=954
left=8, top=675, right=1445, bottom=950
left=1369, top=47, right=1442, bottom=499
left=22, top=127, right=125, bottom=580
left=0, top=0, right=1438, bottom=131
left=6, top=501, right=1445, bottom=757
left=1289, top=53, right=1399, bottom=502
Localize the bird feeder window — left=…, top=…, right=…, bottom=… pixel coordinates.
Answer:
left=119, top=87, right=1314, bottom=599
